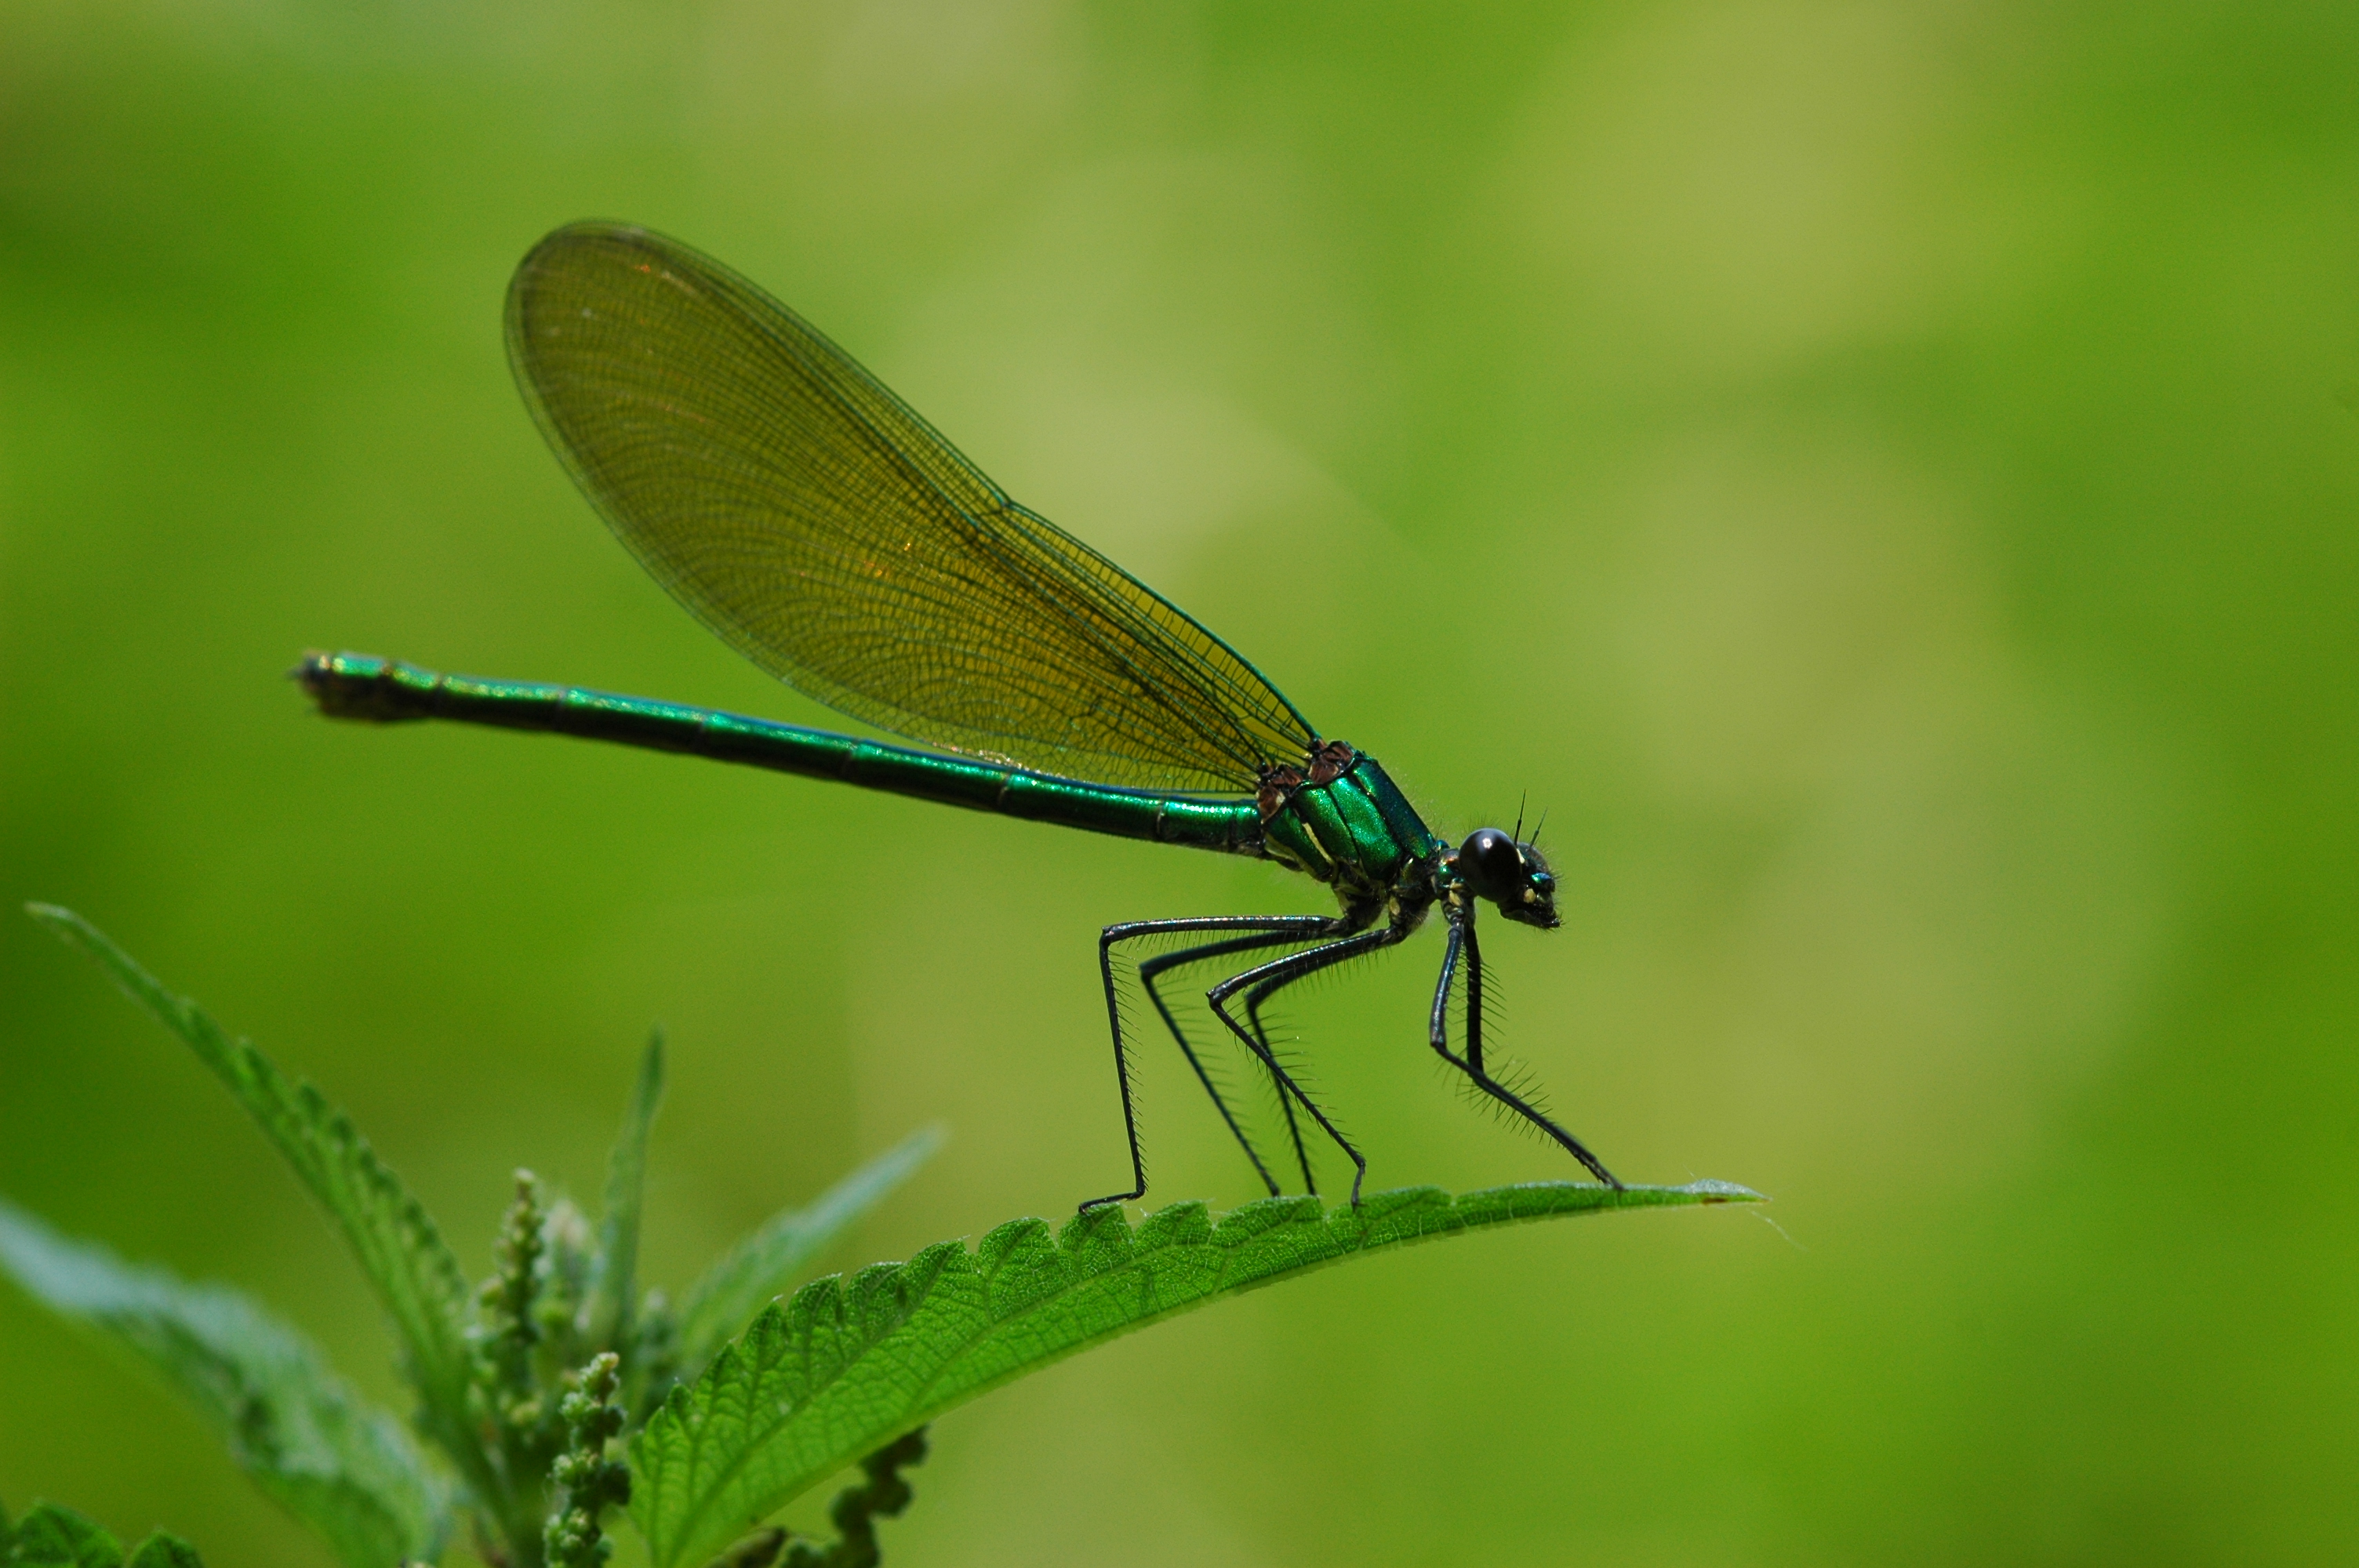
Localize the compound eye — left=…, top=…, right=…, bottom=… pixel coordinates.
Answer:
left=1459, top=828, right=1524, bottom=898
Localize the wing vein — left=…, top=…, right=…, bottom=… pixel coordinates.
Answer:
left=503, top=223, right=1315, bottom=793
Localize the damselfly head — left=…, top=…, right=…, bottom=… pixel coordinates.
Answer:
left=1453, top=827, right=1561, bottom=929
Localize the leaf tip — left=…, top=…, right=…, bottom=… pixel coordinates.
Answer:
left=1675, top=1178, right=1767, bottom=1203
left=23, top=902, right=83, bottom=938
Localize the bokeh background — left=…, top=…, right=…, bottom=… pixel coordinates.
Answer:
left=4, top=2, right=2354, bottom=1563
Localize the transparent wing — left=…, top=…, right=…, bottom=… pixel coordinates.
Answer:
left=504, top=222, right=1314, bottom=793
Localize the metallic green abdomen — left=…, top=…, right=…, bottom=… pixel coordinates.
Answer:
left=298, top=657, right=1448, bottom=908
left=300, top=653, right=1265, bottom=856
left=1260, top=752, right=1442, bottom=906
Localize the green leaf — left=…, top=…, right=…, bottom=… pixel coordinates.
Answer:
left=778, top=1428, right=925, bottom=1568
left=698, top=1527, right=786, bottom=1568
left=672, top=1127, right=944, bottom=1374
left=122, top=1534, right=204, bottom=1568
left=11, top=1503, right=122, bottom=1568
left=0, top=1198, right=449, bottom=1568
left=589, top=1031, right=665, bottom=1349
left=23, top=906, right=487, bottom=1504
left=631, top=1178, right=1759, bottom=1568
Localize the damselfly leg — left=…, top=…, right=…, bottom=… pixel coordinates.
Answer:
left=1237, top=982, right=1319, bottom=1195
left=1135, top=928, right=1329, bottom=1196
left=1429, top=906, right=1621, bottom=1189
left=1088, top=915, right=1339, bottom=1211
left=1207, top=924, right=1416, bottom=1207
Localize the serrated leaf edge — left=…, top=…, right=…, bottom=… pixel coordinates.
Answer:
left=24, top=906, right=489, bottom=1503
left=632, top=1178, right=1755, bottom=1566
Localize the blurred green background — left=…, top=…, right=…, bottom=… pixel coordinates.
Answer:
left=3, top=2, right=2354, bottom=1563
